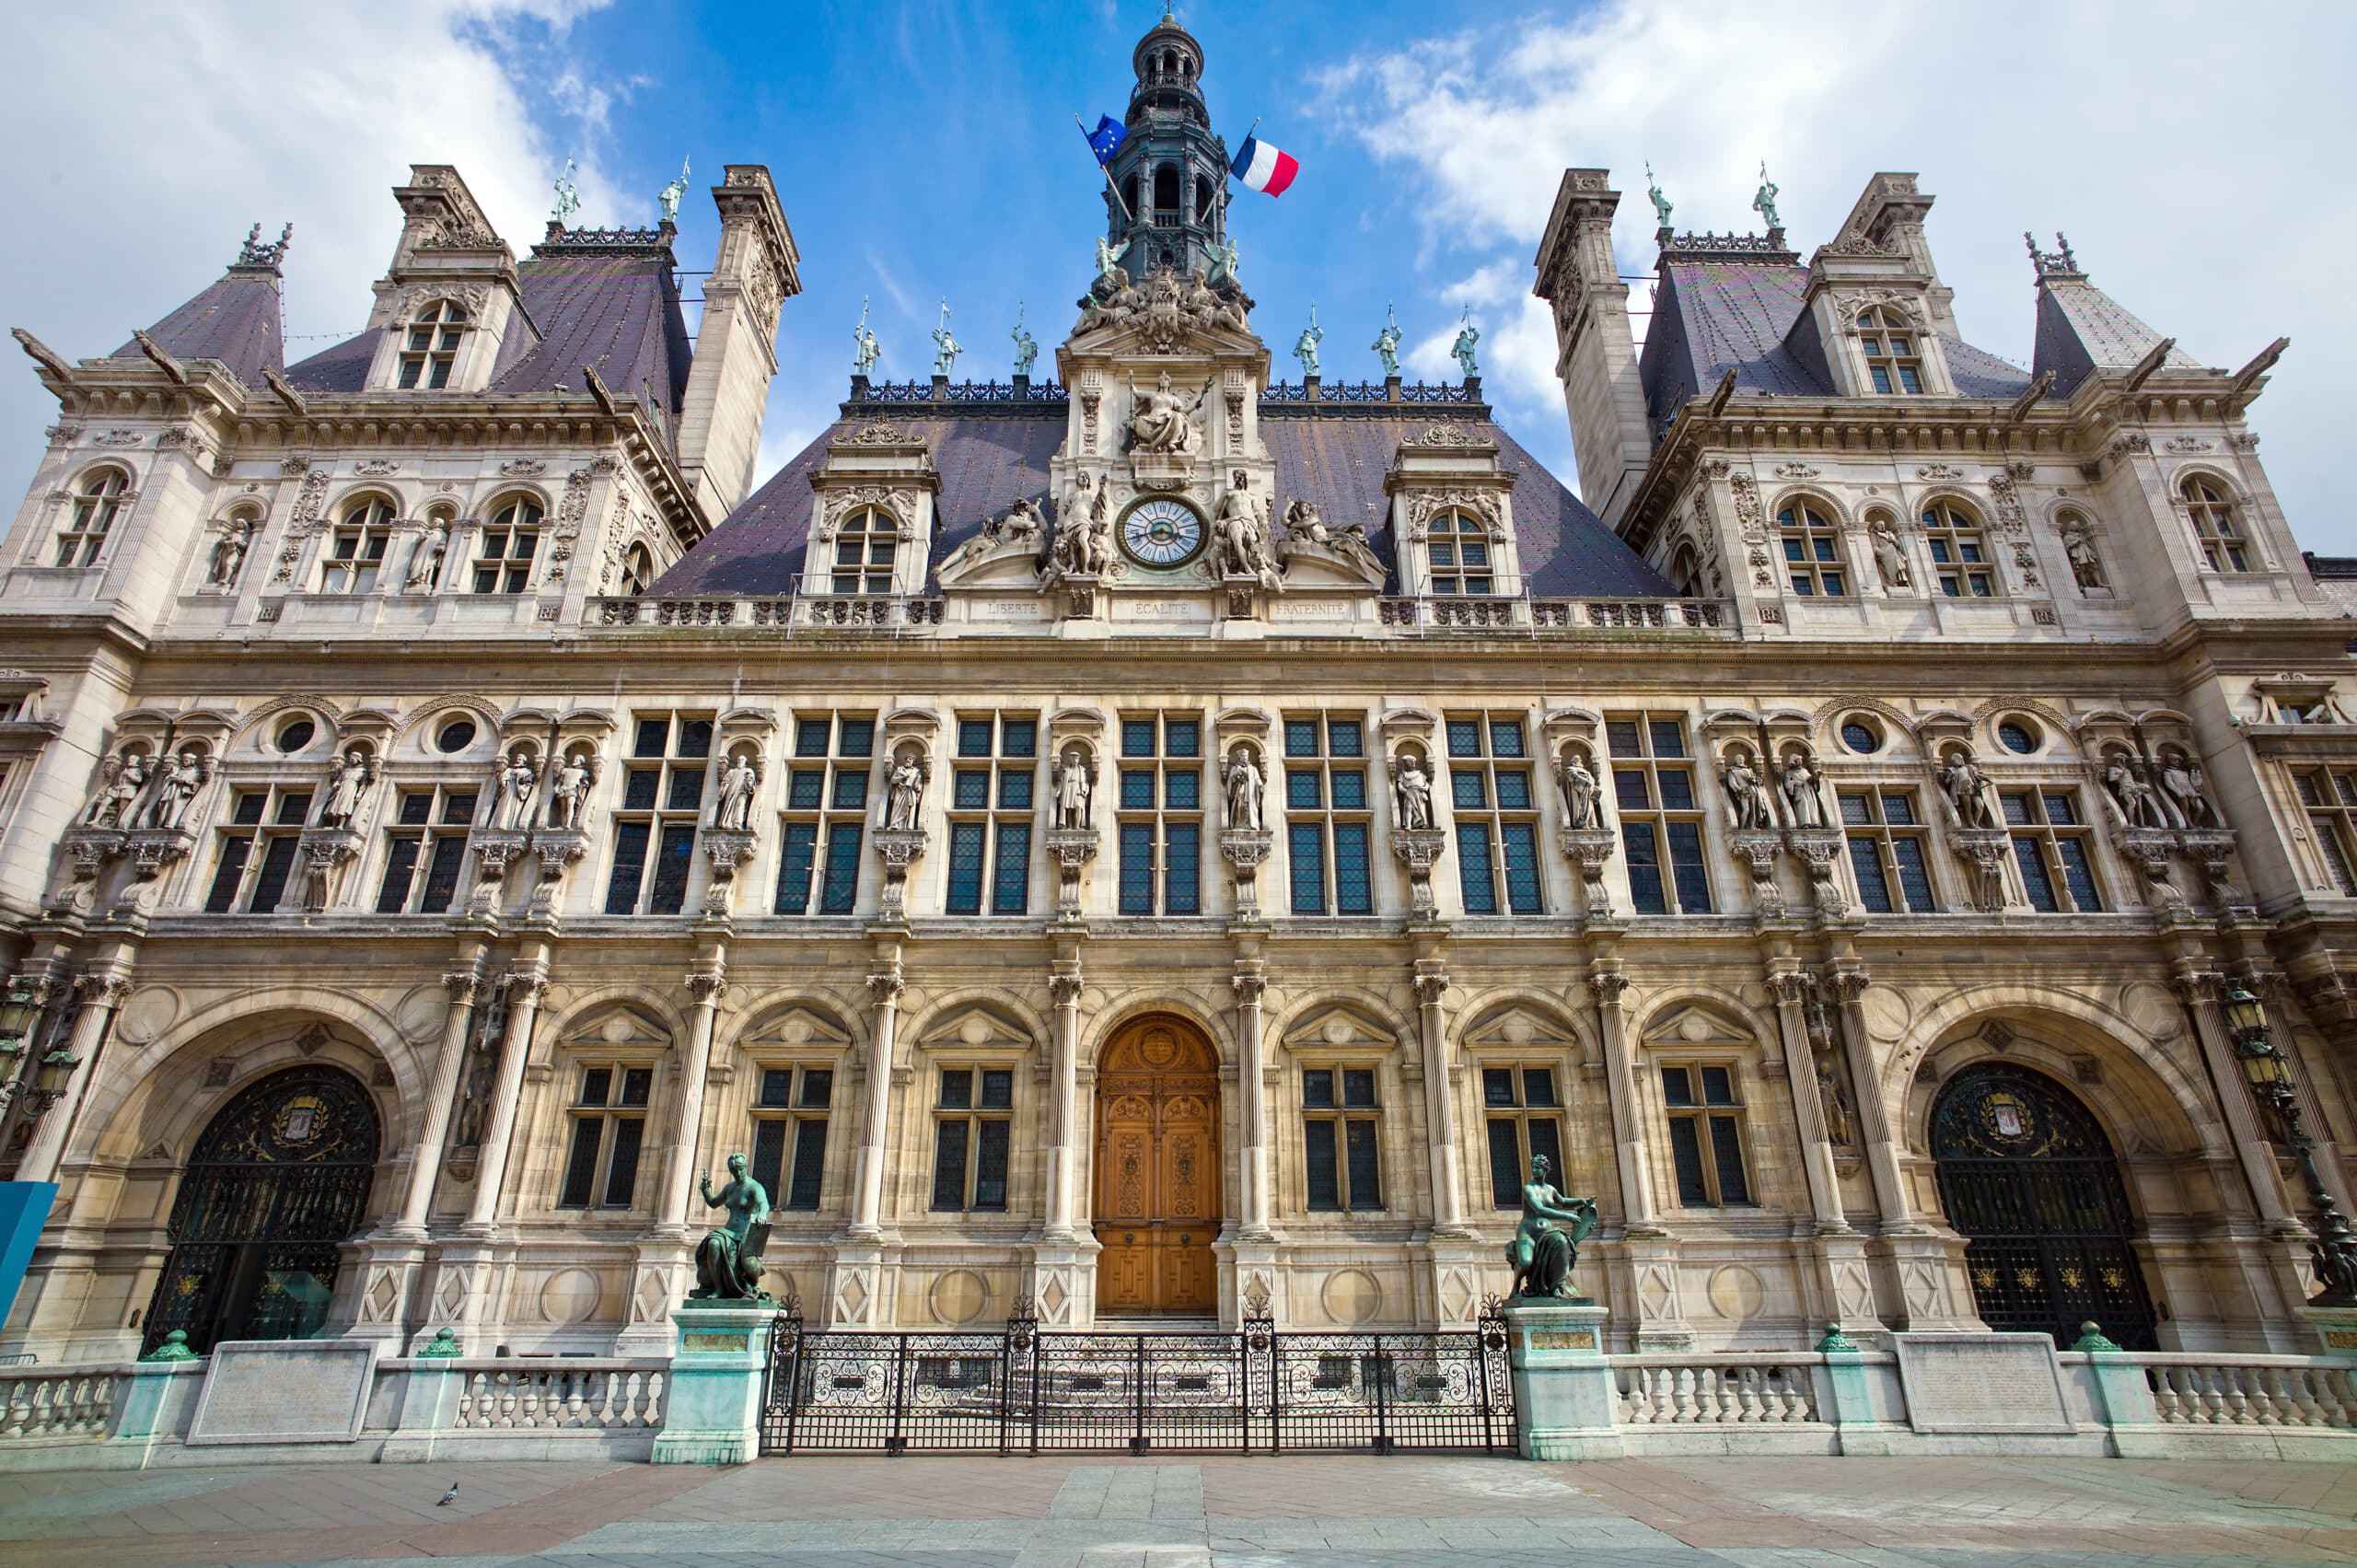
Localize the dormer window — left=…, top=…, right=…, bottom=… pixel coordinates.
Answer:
left=621, top=542, right=656, bottom=597
left=55, top=468, right=128, bottom=566
left=2183, top=477, right=2251, bottom=572
left=1777, top=503, right=1847, bottom=597
left=1858, top=307, right=1923, bottom=394
left=473, top=497, right=542, bottom=593
left=398, top=300, right=468, bottom=389
left=1427, top=510, right=1493, bottom=595
left=831, top=507, right=898, bottom=595
left=319, top=498, right=395, bottom=593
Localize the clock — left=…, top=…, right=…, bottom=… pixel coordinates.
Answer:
left=1119, top=497, right=1205, bottom=569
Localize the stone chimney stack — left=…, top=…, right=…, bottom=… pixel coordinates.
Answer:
left=676, top=166, right=801, bottom=523
left=1533, top=169, right=1652, bottom=530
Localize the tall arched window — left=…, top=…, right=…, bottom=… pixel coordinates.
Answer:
left=831, top=507, right=898, bottom=595
left=1858, top=307, right=1923, bottom=394
left=319, top=497, right=395, bottom=593
left=1426, top=510, right=1493, bottom=595
left=2183, top=477, right=2251, bottom=572
left=1777, top=502, right=1847, bottom=596
left=397, top=299, right=468, bottom=389
left=1921, top=499, right=1995, bottom=598
left=1667, top=540, right=1702, bottom=598
left=621, top=541, right=656, bottom=597
left=55, top=468, right=128, bottom=566
left=472, top=496, right=542, bottom=594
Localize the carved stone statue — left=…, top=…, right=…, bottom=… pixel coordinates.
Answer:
left=405, top=520, right=448, bottom=590
left=1093, top=233, right=1131, bottom=283
left=318, top=749, right=374, bottom=829
left=207, top=519, right=253, bottom=588
left=1645, top=162, right=1672, bottom=229
left=493, top=748, right=541, bottom=831
left=1010, top=306, right=1038, bottom=377
left=690, top=1152, right=772, bottom=1304
left=1052, top=746, right=1094, bottom=830
left=1392, top=752, right=1433, bottom=830
left=2159, top=749, right=2220, bottom=829
left=2104, top=754, right=2171, bottom=830
left=1451, top=308, right=1480, bottom=378
left=1293, top=307, right=1322, bottom=378
left=1752, top=162, right=1782, bottom=230
left=1817, top=1059, right=1857, bottom=1146
left=1370, top=304, right=1402, bottom=377
left=2061, top=519, right=2107, bottom=590
left=851, top=296, right=881, bottom=377
left=140, top=747, right=209, bottom=831
left=547, top=749, right=599, bottom=830
left=1223, top=746, right=1264, bottom=831
left=998, top=497, right=1043, bottom=548
left=552, top=157, right=580, bottom=226
left=1504, top=1153, right=1599, bottom=1302
left=1557, top=750, right=1602, bottom=830
left=1780, top=751, right=1827, bottom=829
left=1215, top=477, right=1277, bottom=587
left=930, top=301, right=962, bottom=377
left=1868, top=517, right=1910, bottom=589
left=81, top=750, right=148, bottom=828
left=1721, top=749, right=1775, bottom=830
left=1938, top=749, right=1998, bottom=829
left=1126, top=370, right=1209, bottom=454
left=881, top=749, right=928, bottom=831
left=713, top=750, right=761, bottom=832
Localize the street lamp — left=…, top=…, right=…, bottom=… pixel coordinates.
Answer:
left=2225, top=981, right=2357, bottom=1307
left=0, top=977, right=37, bottom=1110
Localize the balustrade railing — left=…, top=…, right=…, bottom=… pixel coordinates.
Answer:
left=1, top=1367, right=121, bottom=1439
left=1610, top=1355, right=1823, bottom=1426
left=450, top=1362, right=668, bottom=1432
left=1532, top=598, right=1729, bottom=631
left=2142, top=1356, right=2357, bottom=1429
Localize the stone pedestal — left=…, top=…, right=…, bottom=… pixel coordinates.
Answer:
left=700, top=830, right=758, bottom=917
left=465, top=829, right=528, bottom=916
left=1390, top=828, right=1448, bottom=917
left=1558, top=827, right=1616, bottom=920
left=106, top=1357, right=205, bottom=1460
left=1218, top=828, right=1273, bottom=921
left=345, top=1229, right=426, bottom=1345
left=1815, top=1342, right=1907, bottom=1456
left=1502, top=1301, right=1620, bottom=1459
left=649, top=1306, right=774, bottom=1465
left=1044, top=828, right=1098, bottom=918
left=530, top=829, right=590, bottom=918
left=1027, top=1237, right=1097, bottom=1330
left=2300, top=1302, right=2357, bottom=1358
left=871, top=828, right=927, bottom=921
left=115, top=827, right=197, bottom=914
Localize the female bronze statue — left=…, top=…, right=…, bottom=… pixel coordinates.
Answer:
left=1505, top=1153, right=1598, bottom=1302
left=691, top=1152, right=772, bottom=1303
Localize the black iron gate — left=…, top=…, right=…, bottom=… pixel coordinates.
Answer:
left=761, top=1301, right=1515, bottom=1455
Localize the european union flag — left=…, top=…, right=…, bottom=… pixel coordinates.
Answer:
left=1086, top=114, right=1127, bottom=166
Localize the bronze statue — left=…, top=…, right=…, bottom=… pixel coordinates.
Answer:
left=690, top=1152, right=772, bottom=1304
left=1505, top=1153, right=1598, bottom=1302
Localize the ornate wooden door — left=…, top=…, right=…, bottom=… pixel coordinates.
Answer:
left=1094, top=1016, right=1220, bottom=1314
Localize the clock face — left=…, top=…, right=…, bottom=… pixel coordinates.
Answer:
left=1120, top=498, right=1205, bottom=568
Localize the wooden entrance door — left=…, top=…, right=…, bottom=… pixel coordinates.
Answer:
left=1094, top=1016, right=1221, bottom=1314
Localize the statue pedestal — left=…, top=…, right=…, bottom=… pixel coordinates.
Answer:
left=648, top=1306, right=775, bottom=1465
left=1500, top=1300, right=1620, bottom=1459
left=2301, top=1303, right=2357, bottom=1359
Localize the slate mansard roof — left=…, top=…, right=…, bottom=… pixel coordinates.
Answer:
left=653, top=399, right=1672, bottom=600
left=110, top=260, right=286, bottom=387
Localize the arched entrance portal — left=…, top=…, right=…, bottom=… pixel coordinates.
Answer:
left=1932, top=1063, right=2160, bottom=1350
left=1094, top=1015, right=1221, bottom=1316
left=142, top=1064, right=381, bottom=1354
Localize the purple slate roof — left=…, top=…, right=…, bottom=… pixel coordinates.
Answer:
left=111, top=271, right=284, bottom=387
left=2032, top=276, right=2198, bottom=397
left=652, top=403, right=1672, bottom=599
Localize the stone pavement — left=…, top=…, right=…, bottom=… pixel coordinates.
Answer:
left=1, top=1453, right=2352, bottom=1566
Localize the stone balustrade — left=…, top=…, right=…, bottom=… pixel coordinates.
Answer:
left=451, top=1361, right=667, bottom=1432
left=2141, top=1354, right=2357, bottom=1429
left=1611, top=1353, right=1822, bottom=1425
left=0, top=1366, right=121, bottom=1439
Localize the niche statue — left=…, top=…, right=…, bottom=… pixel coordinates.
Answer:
left=689, top=1152, right=772, bottom=1305
left=1505, top=1154, right=1599, bottom=1303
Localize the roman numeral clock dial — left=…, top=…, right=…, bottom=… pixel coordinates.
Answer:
left=1120, top=498, right=1205, bottom=569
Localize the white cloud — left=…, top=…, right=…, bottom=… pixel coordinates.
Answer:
left=1322, top=1, right=2357, bottom=550
left=0, top=0, right=621, bottom=490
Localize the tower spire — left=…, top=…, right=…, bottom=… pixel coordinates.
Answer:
left=1098, top=13, right=1228, bottom=283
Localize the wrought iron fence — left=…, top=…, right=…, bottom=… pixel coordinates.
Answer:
left=761, top=1301, right=1514, bottom=1456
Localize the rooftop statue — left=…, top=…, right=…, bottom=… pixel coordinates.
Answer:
left=1451, top=308, right=1480, bottom=379
left=1371, top=303, right=1402, bottom=377
left=1293, top=305, right=1322, bottom=378
left=552, top=157, right=581, bottom=226
left=1753, top=161, right=1782, bottom=230
left=1645, top=162, right=1672, bottom=229
left=1208, top=235, right=1241, bottom=289
left=1506, top=1153, right=1599, bottom=1303
left=1011, top=304, right=1038, bottom=377
left=657, top=157, right=690, bottom=225
left=852, top=296, right=881, bottom=377
left=931, top=301, right=963, bottom=377
left=1095, top=233, right=1132, bottom=283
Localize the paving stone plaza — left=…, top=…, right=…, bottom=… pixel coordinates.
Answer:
left=2, top=1453, right=2354, bottom=1567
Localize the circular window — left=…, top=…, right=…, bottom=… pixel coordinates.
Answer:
left=1117, top=497, right=1205, bottom=569
left=1840, top=718, right=1881, bottom=755
left=435, top=717, right=478, bottom=754
left=1997, top=719, right=2039, bottom=755
left=275, top=718, right=316, bottom=754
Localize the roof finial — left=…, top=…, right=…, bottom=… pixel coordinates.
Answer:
left=234, top=221, right=293, bottom=273
left=2025, top=230, right=2083, bottom=281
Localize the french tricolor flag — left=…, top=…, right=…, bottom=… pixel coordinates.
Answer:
left=1231, top=134, right=1299, bottom=197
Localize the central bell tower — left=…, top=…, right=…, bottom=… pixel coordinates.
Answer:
left=1105, top=16, right=1230, bottom=282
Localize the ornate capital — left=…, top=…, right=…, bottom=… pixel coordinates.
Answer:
left=865, top=970, right=905, bottom=1005
left=1048, top=974, right=1084, bottom=1006
left=507, top=967, right=551, bottom=1005
left=1231, top=972, right=1267, bottom=1005
left=89, top=973, right=134, bottom=1007
left=685, top=970, right=728, bottom=1004
left=1412, top=972, right=1449, bottom=1006
left=1824, top=970, right=1871, bottom=1005
left=441, top=970, right=482, bottom=1005
left=2168, top=970, right=2224, bottom=1006
left=1767, top=970, right=1816, bottom=1005
left=1587, top=971, right=1630, bottom=1006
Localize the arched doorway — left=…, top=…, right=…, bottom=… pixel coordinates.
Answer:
left=1094, top=1015, right=1220, bottom=1316
left=1932, top=1063, right=2159, bottom=1349
left=142, top=1064, right=381, bottom=1354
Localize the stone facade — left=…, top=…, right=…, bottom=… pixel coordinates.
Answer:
left=1, top=22, right=2353, bottom=1367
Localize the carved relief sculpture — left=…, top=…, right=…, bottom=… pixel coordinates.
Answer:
left=1391, top=749, right=1434, bottom=830
left=711, top=747, right=762, bottom=832
left=1126, top=371, right=1209, bottom=455
left=547, top=747, right=601, bottom=830
left=492, top=747, right=541, bottom=831
left=1222, top=744, right=1264, bottom=831
left=1214, top=475, right=1279, bottom=587
left=140, top=746, right=211, bottom=831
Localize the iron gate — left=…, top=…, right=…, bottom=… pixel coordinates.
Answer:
left=761, top=1302, right=1515, bottom=1455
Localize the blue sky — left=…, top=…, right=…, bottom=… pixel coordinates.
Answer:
left=6, top=1, right=2354, bottom=552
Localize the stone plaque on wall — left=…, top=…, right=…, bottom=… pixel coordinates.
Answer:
left=1893, top=1331, right=2072, bottom=1434
left=187, top=1339, right=380, bottom=1445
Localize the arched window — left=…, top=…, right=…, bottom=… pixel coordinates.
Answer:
left=1777, top=502, right=1847, bottom=596
left=1426, top=510, right=1493, bottom=595
left=1858, top=307, right=1923, bottom=395
left=473, top=496, right=542, bottom=594
left=1153, top=165, right=1180, bottom=225
left=55, top=468, right=128, bottom=567
left=621, top=541, right=656, bottom=597
left=2183, top=476, right=2251, bottom=572
left=1667, top=540, right=1702, bottom=597
left=1194, top=175, right=1212, bottom=220
left=1920, top=499, right=1995, bottom=597
left=319, top=497, right=395, bottom=593
left=397, top=299, right=468, bottom=389
left=831, top=507, right=898, bottom=595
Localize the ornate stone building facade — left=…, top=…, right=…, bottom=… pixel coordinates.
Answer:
left=3, top=18, right=2352, bottom=1365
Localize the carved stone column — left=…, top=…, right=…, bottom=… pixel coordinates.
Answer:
left=1826, top=969, right=1913, bottom=1228
left=424, top=962, right=547, bottom=1353
left=1413, top=965, right=1469, bottom=1236
left=16, top=970, right=131, bottom=1185
left=1044, top=969, right=1084, bottom=1239
left=1586, top=969, right=1655, bottom=1230
left=395, top=965, right=485, bottom=1232
left=849, top=968, right=904, bottom=1239
left=1233, top=964, right=1273, bottom=1239
left=1767, top=970, right=1848, bottom=1233
left=461, top=966, right=549, bottom=1231
left=658, top=968, right=730, bottom=1226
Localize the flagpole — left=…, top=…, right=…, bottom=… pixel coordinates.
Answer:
left=1075, top=112, right=1135, bottom=224
left=1220, top=117, right=1261, bottom=219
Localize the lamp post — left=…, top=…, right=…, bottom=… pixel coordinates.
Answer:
left=0, top=975, right=79, bottom=1121
left=2224, top=981, right=2357, bottom=1307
